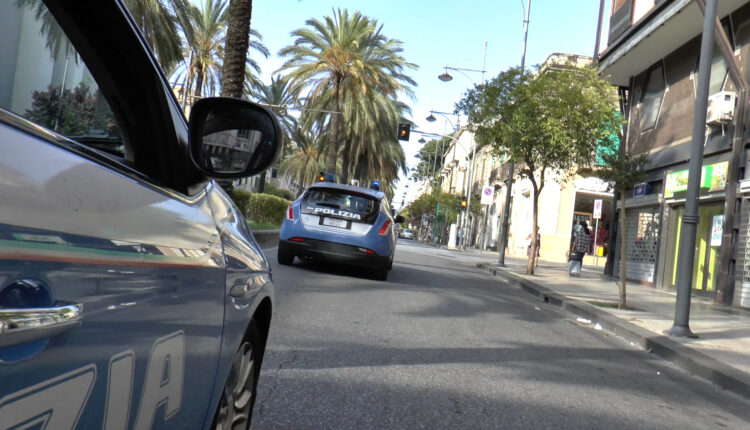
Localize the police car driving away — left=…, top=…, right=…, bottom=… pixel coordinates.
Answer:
left=0, top=1, right=281, bottom=429
left=278, top=178, right=404, bottom=280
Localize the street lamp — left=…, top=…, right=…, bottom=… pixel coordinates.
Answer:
left=418, top=137, right=426, bottom=144
left=438, top=66, right=487, bottom=84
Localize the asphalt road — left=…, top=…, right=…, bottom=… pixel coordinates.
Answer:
left=252, top=240, right=750, bottom=429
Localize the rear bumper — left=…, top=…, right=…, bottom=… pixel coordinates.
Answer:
left=279, top=239, right=389, bottom=269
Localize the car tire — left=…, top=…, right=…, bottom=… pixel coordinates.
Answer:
left=213, top=322, right=262, bottom=430
left=373, top=265, right=388, bottom=281
left=277, top=249, right=294, bottom=265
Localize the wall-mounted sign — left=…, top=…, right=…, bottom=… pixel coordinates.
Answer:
left=711, top=215, right=724, bottom=247
left=664, top=161, right=728, bottom=198
left=633, top=182, right=652, bottom=197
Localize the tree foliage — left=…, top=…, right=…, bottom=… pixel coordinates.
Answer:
left=278, top=9, right=416, bottom=175
left=457, top=64, right=619, bottom=274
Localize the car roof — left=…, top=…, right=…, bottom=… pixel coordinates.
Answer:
left=306, top=182, right=385, bottom=200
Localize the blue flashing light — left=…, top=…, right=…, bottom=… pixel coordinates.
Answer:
left=370, top=180, right=381, bottom=191
left=324, top=173, right=336, bottom=183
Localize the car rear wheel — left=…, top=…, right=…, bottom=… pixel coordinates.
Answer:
left=277, top=249, right=294, bottom=265
left=214, top=323, right=262, bottom=430
left=373, top=265, right=388, bottom=281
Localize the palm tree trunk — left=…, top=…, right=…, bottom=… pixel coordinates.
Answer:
left=221, top=0, right=252, bottom=98
left=325, top=79, right=342, bottom=175
left=194, top=69, right=204, bottom=97
left=619, top=192, right=627, bottom=309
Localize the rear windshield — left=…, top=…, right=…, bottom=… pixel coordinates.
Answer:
left=301, top=188, right=380, bottom=224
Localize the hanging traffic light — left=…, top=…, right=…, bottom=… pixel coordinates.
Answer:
left=460, top=199, right=468, bottom=208
left=397, top=123, right=411, bottom=141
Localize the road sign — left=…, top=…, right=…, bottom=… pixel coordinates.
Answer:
left=481, top=186, right=494, bottom=205
left=593, top=199, right=603, bottom=219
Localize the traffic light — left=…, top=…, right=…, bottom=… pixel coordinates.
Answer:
left=397, top=123, right=411, bottom=141
left=317, top=171, right=325, bottom=182
left=460, top=199, right=468, bottom=209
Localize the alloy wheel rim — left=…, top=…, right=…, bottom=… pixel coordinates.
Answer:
left=215, top=342, right=255, bottom=430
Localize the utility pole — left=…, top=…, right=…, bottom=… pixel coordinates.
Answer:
left=667, top=0, right=718, bottom=338
left=498, top=0, right=531, bottom=265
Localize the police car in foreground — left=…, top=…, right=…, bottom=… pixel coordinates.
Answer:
left=278, top=177, right=404, bottom=280
left=0, top=1, right=280, bottom=428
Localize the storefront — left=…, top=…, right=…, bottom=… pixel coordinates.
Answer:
left=615, top=204, right=661, bottom=286
left=571, top=178, right=614, bottom=258
left=657, top=161, right=728, bottom=297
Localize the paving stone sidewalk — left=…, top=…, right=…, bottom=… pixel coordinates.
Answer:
left=463, top=250, right=750, bottom=399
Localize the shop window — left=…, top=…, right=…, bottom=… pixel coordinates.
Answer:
left=640, top=64, right=665, bottom=131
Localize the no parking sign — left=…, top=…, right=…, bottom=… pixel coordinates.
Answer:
left=481, top=186, right=494, bottom=205
left=593, top=199, right=603, bottom=219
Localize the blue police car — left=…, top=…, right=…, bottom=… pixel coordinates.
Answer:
left=278, top=179, right=404, bottom=280
left=0, top=1, right=280, bottom=428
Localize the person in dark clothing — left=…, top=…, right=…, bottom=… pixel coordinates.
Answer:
left=569, top=221, right=590, bottom=276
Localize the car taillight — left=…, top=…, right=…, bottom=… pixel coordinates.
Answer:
left=378, top=219, right=392, bottom=236
left=287, top=205, right=294, bottom=221
left=290, top=237, right=305, bottom=242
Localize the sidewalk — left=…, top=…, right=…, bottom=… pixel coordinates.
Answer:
left=463, top=249, right=750, bottom=399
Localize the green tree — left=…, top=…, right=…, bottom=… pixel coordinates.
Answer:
left=458, top=65, right=619, bottom=274
left=25, top=83, right=96, bottom=136
left=594, top=150, right=647, bottom=309
left=278, top=9, right=416, bottom=175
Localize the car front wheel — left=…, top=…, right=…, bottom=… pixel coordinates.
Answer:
left=214, top=323, right=262, bottom=430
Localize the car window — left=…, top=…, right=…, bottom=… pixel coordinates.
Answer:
left=0, top=2, right=126, bottom=159
left=301, top=188, right=381, bottom=224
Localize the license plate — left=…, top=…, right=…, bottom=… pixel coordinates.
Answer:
left=322, top=217, right=348, bottom=228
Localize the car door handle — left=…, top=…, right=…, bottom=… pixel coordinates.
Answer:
left=0, top=302, right=83, bottom=348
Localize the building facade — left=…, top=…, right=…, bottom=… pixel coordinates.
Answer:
left=598, top=0, right=750, bottom=307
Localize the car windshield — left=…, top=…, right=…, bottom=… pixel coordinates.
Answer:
left=301, top=188, right=380, bottom=224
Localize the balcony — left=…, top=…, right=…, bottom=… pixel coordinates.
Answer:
left=599, top=0, right=746, bottom=86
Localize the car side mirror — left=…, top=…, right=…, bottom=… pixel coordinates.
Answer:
left=189, top=97, right=281, bottom=178
left=394, top=215, right=405, bottom=224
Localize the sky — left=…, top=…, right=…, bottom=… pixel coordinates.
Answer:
left=250, top=0, right=610, bottom=207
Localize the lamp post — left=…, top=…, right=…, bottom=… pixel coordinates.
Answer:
left=436, top=46, right=487, bottom=249
left=498, top=0, right=531, bottom=266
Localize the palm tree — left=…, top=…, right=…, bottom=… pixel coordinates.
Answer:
left=184, top=0, right=227, bottom=98
left=278, top=9, right=417, bottom=175
left=123, top=0, right=192, bottom=73
left=250, top=74, right=297, bottom=192
left=220, top=0, right=252, bottom=97
left=253, top=75, right=297, bottom=147
left=280, top=129, right=325, bottom=193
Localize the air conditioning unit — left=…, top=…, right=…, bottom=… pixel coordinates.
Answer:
left=706, top=91, right=736, bottom=125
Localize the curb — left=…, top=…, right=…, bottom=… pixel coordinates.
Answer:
left=478, top=263, right=750, bottom=400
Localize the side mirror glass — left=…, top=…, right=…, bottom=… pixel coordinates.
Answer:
left=189, top=97, right=281, bottom=178
left=394, top=215, right=405, bottom=224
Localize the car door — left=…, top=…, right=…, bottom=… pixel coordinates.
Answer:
left=0, top=2, right=225, bottom=428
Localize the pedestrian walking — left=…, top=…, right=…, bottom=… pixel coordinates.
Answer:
left=569, top=222, right=590, bottom=276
